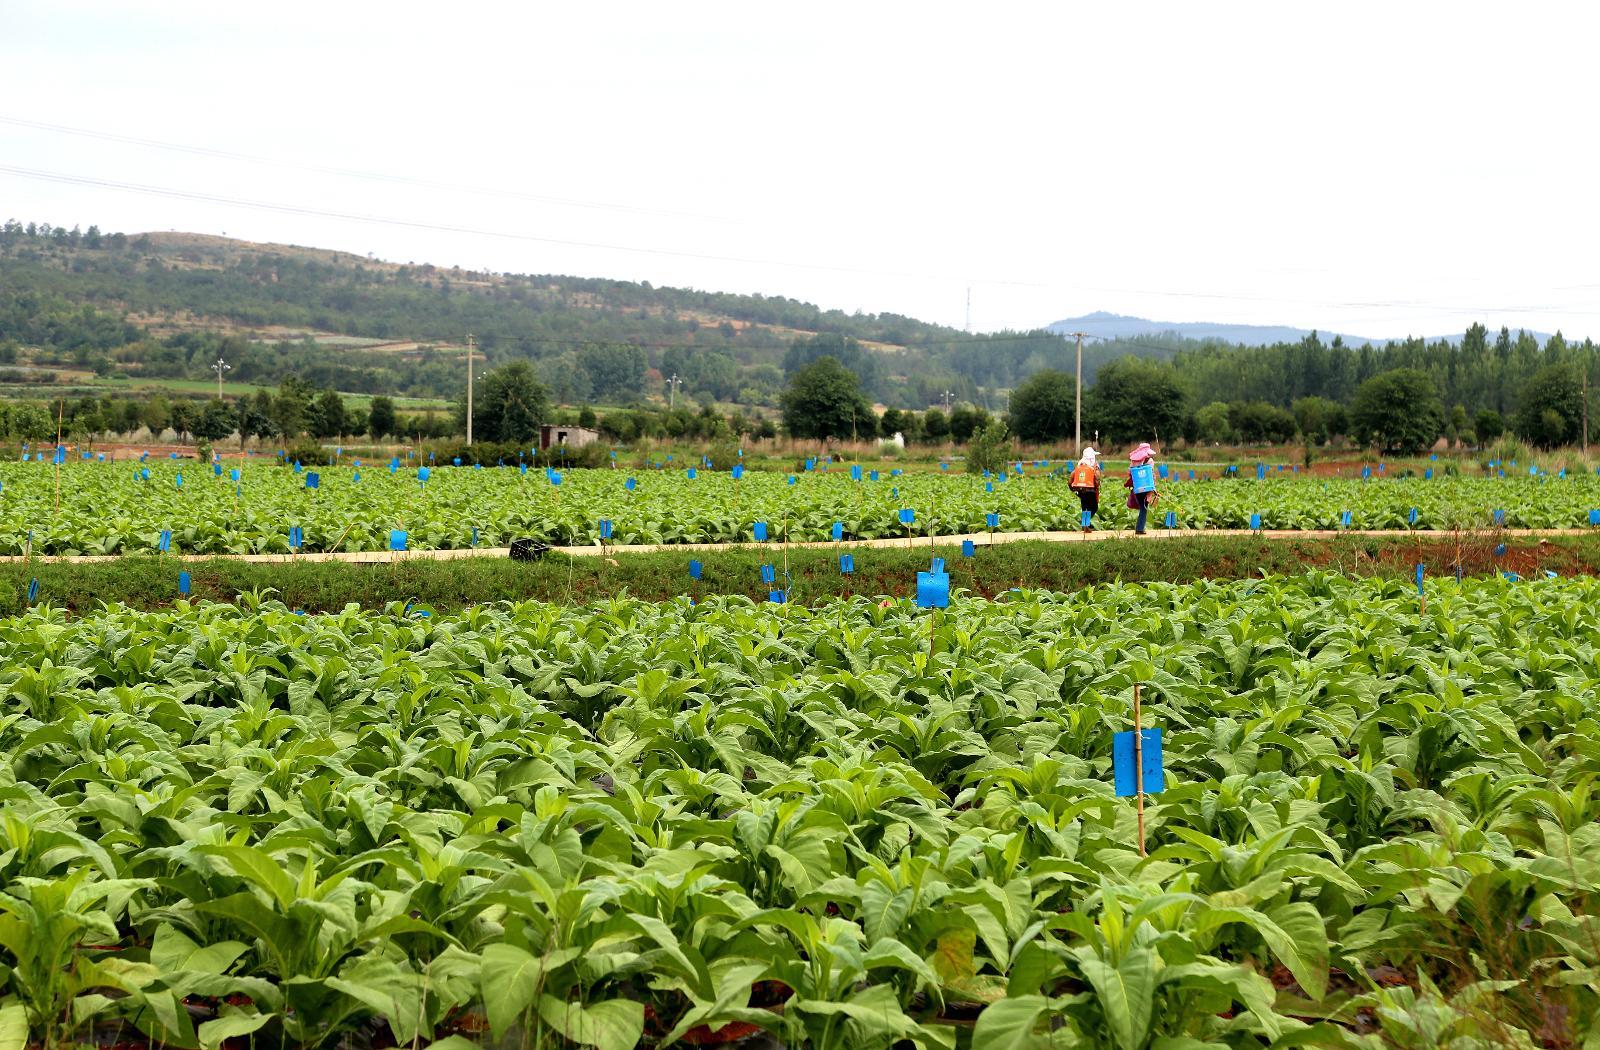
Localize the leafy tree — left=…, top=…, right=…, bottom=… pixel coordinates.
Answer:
left=475, top=361, right=550, bottom=444
left=577, top=405, right=597, bottom=429
left=878, top=408, right=914, bottom=440
left=1514, top=364, right=1583, bottom=448
left=1194, top=401, right=1232, bottom=444
left=782, top=334, right=882, bottom=396
left=272, top=377, right=317, bottom=437
left=142, top=396, right=171, bottom=436
left=1008, top=370, right=1076, bottom=443
left=168, top=400, right=195, bottom=442
left=310, top=389, right=347, bottom=439
left=1350, top=369, right=1443, bottom=454
left=1475, top=408, right=1504, bottom=445
left=1230, top=401, right=1298, bottom=444
left=577, top=344, right=646, bottom=402
left=195, top=399, right=235, bottom=442
left=1447, top=404, right=1469, bottom=445
left=780, top=356, right=872, bottom=441
left=367, top=395, right=397, bottom=438
left=965, top=420, right=1013, bottom=475
left=1081, top=358, right=1186, bottom=447
left=1291, top=396, right=1346, bottom=445
left=921, top=408, right=949, bottom=442
left=948, top=404, right=989, bottom=442
left=9, top=402, right=52, bottom=441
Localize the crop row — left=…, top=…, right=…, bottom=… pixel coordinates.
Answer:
left=1, top=576, right=1596, bottom=1047
left=8, top=462, right=1600, bottom=554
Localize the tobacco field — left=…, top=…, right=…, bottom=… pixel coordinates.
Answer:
left=7, top=461, right=1600, bottom=554
left=1, top=575, right=1596, bottom=1048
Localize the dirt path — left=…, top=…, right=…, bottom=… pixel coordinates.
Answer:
left=1, top=527, right=1589, bottom=566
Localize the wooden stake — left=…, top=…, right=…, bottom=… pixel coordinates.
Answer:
left=52, top=399, right=64, bottom=519
left=1133, top=682, right=1147, bottom=857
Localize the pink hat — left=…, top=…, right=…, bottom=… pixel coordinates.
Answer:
left=1130, top=443, right=1155, bottom=463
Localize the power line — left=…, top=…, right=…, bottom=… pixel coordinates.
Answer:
left=0, top=163, right=946, bottom=281
left=0, top=114, right=732, bottom=223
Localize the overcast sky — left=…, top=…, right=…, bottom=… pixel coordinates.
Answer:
left=4, top=2, right=1598, bottom=341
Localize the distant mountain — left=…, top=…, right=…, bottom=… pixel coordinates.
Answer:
left=1047, top=311, right=1556, bottom=348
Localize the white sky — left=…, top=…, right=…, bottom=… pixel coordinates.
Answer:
left=3, top=1, right=1598, bottom=341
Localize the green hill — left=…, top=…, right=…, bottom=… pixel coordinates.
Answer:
left=0, top=222, right=1074, bottom=410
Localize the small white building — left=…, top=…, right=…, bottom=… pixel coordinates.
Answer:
left=539, top=424, right=599, bottom=450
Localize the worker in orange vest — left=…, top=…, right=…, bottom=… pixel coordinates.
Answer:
left=1069, top=447, right=1101, bottom=532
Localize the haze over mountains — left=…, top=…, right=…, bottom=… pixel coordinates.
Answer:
left=1048, top=311, right=1557, bottom=348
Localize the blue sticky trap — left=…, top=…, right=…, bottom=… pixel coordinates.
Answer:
left=940, top=462, right=948, bottom=471
left=1408, top=507, right=1418, bottom=525
left=353, top=471, right=360, bottom=482
left=769, top=590, right=786, bottom=604
left=1341, top=510, right=1353, bottom=527
left=293, top=461, right=302, bottom=473
left=390, top=530, right=408, bottom=551
left=915, top=571, right=950, bottom=609
left=1424, top=468, right=1432, bottom=480
left=732, top=464, right=745, bottom=480
left=805, top=458, right=815, bottom=471
left=1494, top=543, right=1507, bottom=557
left=1378, top=463, right=1386, bottom=473
left=429, top=452, right=436, bottom=462
left=1158, top=464, right=1169, bottom=480
left=27, top=578, right=39, bottom=603
left=289, top=526, right=303, bottom=550
left=1416, top=563, right=1425, bottom=594
left=1130, top=463, right=1155, bottom=494
left=1493, top=509, right=1506, bottom=526
left=667, top=454, right=674, bottom=462
left=760, top=564, right=776, bottom=584
left=930, top=557, right=945, bottom=574
left=787, top=475, right=796, bottom=486
left=840, top=553, right=855, bottom=574
left=1188, top=470, right=1195, bottom=480
left=452, top=457, right=461, bottom=466
left=1530, top=465, right=1538, bottom=476
left=1590, top=510, right=1600, bottom=527
left=962, top=539, right=975, bottom=557
left=474, top=463, right=482, bottom=471
left=1560, top=468, right=1567, bottom=479
left=139, top=451, right=148, bottom=462
left=1503, top=571, right=1521, bottom=582
left=899, top=508, right=915, bottom=525
left=158, top=529, right=171, bottom=553
left=831, top=521, right=843, bottom=541
left=869, top=470, right=879, bottom=482
left=549, top=470, right=562, bottom=486
left=1081, top=510, right=1093, bottom=528
left=97, top=453, right=104, bottom=461
left=599, top=519, right=613, bottom=540
left=688, top=559, right=703, bottom=580
left=519, top=463, right=528, bottom=475
left=625, top=476, right=636, bottom=491
left=141, top=468, right=150, bottom=481
left=1546, top=570, right=1559, bottom=579
left=687, top=468, right=698, bottom=480
left=418, top=466, right=431, bottom=482
left=305, top=472, right=320, bottom=489
left=753, top=521, right=768, bottom=542
left=1011, top=464, right=1020, bottom=476
left=230, top=468, right=240, bottom=482
left=985, top=482, right=993, bottom=493
left=1113, top=728, right=1165, bottom=796
left=986, top=512, right=1000, bottom=529
left=1164, top=510, right=1177, bottom=529
left=894, top=468, right=904, bottom=477
left=1249, top=513, right=1261, bottom=531
left=175, top=473, right=183, bottom=488
left=178, top=571, right=191, bottom=596
left=471, top=526, right=478, bottom=546
left=1257, top=463, right=1266, bottom=480
left=1361, top=466, right=1371, bottom=480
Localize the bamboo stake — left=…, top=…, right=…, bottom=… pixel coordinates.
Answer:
left=53, top=399, right=64, bottom=519
left=1134, top=682, right=1147, bottom=857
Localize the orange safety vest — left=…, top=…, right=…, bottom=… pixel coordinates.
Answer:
left=1069, top=463, right=1098, bottom=490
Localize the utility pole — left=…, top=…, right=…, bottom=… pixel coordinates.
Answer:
left=1068, top=331, right=1088, bottom=451
left=1585, top=354, right=1590, bottom=455
left=465, top=333, right=476, bottom=446
left=212, top=356, right=230, bottom=400
left=964, top=287, right=972, bottom=333
left=941, top=389, right=953, bottom=411
left=668, top=373, right=681, bottom=411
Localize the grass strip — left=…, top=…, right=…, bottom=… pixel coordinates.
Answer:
left=0, top=533, right=1590, bottom=615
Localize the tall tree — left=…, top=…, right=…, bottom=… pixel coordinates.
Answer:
left=780, top=356, right=872, bottom=440
left=1349, top=369, right=1443, bottom=454
left=474, top=361, right=550, bottom=444
left=367, top=395, right=396, bottom=439
left=1080, top=358, right=1186, bottom=448
left=310, top=389, right=347, bottom=439
left=1515, top=364, right=1583, bottom=448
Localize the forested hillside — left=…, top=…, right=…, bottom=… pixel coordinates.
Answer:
left=0, top=221, right=1068, bottom=409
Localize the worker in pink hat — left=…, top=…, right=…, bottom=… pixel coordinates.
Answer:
left=1123, top=442, right=1159, bottom=535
